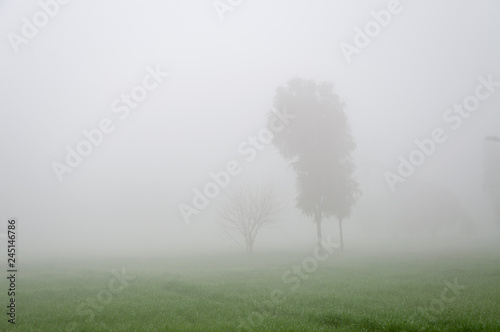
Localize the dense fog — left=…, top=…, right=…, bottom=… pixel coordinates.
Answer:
left=1, top=0, right=499, bottom=262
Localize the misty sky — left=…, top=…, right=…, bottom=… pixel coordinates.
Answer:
left=1, top=0, right=499, bottom=260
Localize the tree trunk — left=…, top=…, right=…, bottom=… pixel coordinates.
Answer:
left=339, top=218, right=344, bottom=251
left=315, top=211, right=323, bottom=253
left=246, top=236, right=253, bottom=254
left=246, top=242, right=253, bottom=254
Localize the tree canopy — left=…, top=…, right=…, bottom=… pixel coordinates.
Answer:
left=269, top=78, right=360, bottom=249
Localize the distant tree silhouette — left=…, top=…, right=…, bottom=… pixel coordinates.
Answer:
left=269, top=78, right=360, bottom=251
left=484, top=136, right=500, bottom=229
left=218, top=183, right=282, bottom=254
left=355, top=181, right=476, bottom=239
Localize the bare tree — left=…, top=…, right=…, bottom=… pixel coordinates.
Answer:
left=218, top=183, right=283, bottom=254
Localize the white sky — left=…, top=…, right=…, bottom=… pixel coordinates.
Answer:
left=0, top=0, right=499, bottom=259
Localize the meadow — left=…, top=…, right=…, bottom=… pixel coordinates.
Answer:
left=2, top=246, right=499, bottom=331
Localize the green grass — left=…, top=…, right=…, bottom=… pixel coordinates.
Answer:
left=2, top=249, right=500, bottom=331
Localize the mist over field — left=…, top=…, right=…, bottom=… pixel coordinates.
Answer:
left=0, top=1, right=499, bottom=331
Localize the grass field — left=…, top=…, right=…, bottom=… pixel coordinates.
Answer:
left=2, top=247, right=500, bottom=331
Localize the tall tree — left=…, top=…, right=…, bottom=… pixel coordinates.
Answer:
left=269, top=78, right=360, bottom=251
left=218, top=183, right=282, bottom=254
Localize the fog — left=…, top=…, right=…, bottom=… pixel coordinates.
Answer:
left=1, top=0, right=499, bottom=263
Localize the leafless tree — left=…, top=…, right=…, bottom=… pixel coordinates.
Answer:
left=218, top=183, right=283, bottom=254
